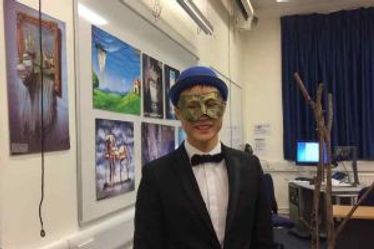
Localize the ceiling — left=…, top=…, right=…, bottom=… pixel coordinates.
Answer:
left=250, top=0, right=374, bottom=17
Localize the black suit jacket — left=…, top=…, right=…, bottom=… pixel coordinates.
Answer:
left=134, top=143, right=273, bottom=249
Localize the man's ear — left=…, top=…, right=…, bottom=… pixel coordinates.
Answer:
left=222, top=102, right=227, bottom=114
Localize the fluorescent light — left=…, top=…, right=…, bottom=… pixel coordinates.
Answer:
left=276, top=0, right=290, bottom=2
left=241, top=0, right=254, bottom=18
left=177, top=0, right=214, bottom=35
left=78, top=3, right=108, bottom=26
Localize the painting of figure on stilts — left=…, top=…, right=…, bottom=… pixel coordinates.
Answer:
left=95, top=118, right=135, bottom=200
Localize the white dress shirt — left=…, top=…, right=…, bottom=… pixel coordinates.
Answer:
left=184, top=140, right=229, bottom=247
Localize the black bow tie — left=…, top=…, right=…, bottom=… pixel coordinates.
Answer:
left=191, top=153, right=224, bottom=166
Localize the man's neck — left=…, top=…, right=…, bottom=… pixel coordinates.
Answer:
left=187, top=137, right=219, bottom=153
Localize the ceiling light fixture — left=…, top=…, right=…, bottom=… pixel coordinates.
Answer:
left=78, top=3, right=108, bottom=26
left=240, top=0, right=254, bottom=19
left=177, top=0, right=214, bottom=35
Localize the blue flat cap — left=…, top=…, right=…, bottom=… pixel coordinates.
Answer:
left=169, top=66, right=228, bottom=105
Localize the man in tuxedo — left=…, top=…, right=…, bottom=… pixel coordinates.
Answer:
left=134, top=66, right=273, bottom=249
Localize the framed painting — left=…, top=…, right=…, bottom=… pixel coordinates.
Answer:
left=16, top=12, right=62, bottom=96
left=92, top=26, right=141, bottom=115
left=95, top=118, right=135, bottom=201
left=4, top=1, right=69, bottom=155
left=142, top=54, right=164, bottom=119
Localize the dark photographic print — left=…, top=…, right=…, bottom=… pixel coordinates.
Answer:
left=164, top=65, right=180, bottom=120
left=142, top=54, right=163, bottom=118
left=95, top=118, right=135, bottom=200
left=141, top=122, right=175, bottom=165
left=4, top=1, right=70, bottom=154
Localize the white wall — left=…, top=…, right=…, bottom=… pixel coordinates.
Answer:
left=0, top=0, right=78, bottom=248
left=0, top=0, right=246, bottom=248
left=242, top=14, right=374, bottom=212
left=243, top=16, right=283, bottom=161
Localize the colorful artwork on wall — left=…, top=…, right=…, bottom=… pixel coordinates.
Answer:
left=95, top=118, right=135, bottom=200
left=164, top=65, right=180, bottom=120
left=4, top=1, right=70, bottom=154
left=142, top=54, right=163, bottom=118
left=92, top=26, right=141, bottom=115
left=141, top=122, right=175, bottom=165
left=178, top=127, right=187, bottom=146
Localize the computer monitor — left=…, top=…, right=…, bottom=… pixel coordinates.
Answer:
left=296, top=141, right=327, bottom=166
left=333, top=146, right=359, bottom=186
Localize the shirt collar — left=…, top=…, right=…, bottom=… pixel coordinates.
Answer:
left=184, top=139, right=222, bottom=161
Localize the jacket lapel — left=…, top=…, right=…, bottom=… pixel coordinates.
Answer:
left=222, top=144, right=241, bottom=236
left=172, top=144, right=219, bottom=243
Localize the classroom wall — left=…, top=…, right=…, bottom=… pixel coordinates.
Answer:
left=0, top=0, right=246, bottom=248
left=242, top=14, right=374, bottom=213
left=2, top=1, right=371, bottom=248
left=243, top=16, right=283, bottom=161
left=0, top=0, right=78, bottom=248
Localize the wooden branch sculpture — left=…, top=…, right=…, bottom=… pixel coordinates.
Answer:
left=293, top=72, right=374, bottom=249
left=294, top=73, right=325, bottom=249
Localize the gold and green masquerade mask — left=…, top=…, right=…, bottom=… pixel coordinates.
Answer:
left=177, top=91, right=226, bottom=122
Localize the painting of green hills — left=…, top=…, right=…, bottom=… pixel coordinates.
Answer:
left=93, top=88, right=140, bottom=115
left=92, top=25, right=141, bottom=115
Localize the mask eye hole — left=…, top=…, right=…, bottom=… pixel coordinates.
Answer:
left=186, top=101, right=200, bottom=109
left=205, top=100, right=219, bottom=108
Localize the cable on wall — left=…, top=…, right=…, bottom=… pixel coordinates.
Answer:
left=38, top=0, right=46, bottom=238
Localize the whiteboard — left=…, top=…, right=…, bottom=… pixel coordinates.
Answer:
left=75, top=0, right=244, bottom=224
left=76, top=0, right=196, bottom=224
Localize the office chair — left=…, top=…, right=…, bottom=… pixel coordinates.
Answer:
left=262, top=173, right=294, bottom=249
left=263, top=173, right=295, bottom=228
left=357, top=186, right=374, bottom=206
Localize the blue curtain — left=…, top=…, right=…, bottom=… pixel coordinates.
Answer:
left=282, top=7, right=374, bottom=160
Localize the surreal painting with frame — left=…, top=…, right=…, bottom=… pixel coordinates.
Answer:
left=4, top=1, right=70, bottom=155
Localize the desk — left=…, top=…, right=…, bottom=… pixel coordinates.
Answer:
left=333, top=205, right=374, bottom=249
left=333, top=205, right=374, bottom=219
left=288, top=181, right=364, bottom=237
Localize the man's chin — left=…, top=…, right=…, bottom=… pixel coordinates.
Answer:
left=194, top=130, right=213, bottom=137
left=194, top=134, right=216, bottom=143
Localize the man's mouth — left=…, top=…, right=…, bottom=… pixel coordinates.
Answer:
left=194, top=122, right=213, bottom=131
